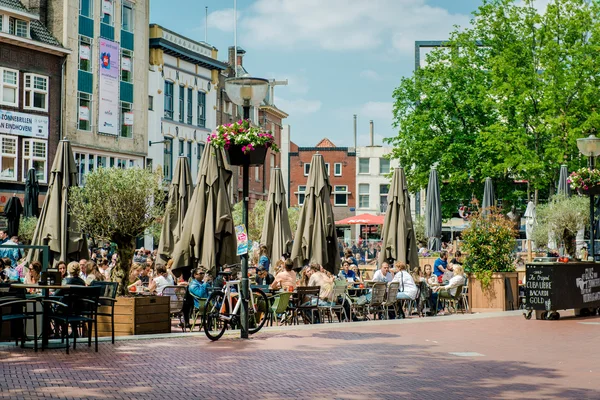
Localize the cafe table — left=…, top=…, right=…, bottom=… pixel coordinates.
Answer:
left=11, top=283, right=86, bottom=349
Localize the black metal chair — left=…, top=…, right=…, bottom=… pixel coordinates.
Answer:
left=0, top=297, right=39, bottom=351
left=90, top=281, right=118, bottom=343
left=163, top=285, right=187, bottom=332
left=294, top=286, right=321, bottom=324
left=43, top=286, right=101, bottom=354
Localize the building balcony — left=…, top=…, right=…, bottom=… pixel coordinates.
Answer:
left=78, top=16, right=94, bottom=37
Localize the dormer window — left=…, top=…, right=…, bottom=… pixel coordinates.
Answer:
left=9, top=17, right=28, bottom=38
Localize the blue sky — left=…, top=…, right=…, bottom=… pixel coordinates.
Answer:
left=150, top=0, right=484, bottom=147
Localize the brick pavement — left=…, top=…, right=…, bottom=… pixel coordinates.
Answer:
left=1, top=311, right=600, bottom=399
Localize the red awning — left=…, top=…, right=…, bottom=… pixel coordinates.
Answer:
left=335, top=213, right=385, bottom=225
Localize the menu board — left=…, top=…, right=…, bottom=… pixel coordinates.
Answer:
left=525, top=265, right=553, bottom=309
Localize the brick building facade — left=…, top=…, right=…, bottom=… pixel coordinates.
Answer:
left=288, top=138, right=356, bottom=221
left=0, top=0, right=69, bottom=215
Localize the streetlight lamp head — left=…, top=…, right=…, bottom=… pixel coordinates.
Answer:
left=225, top=76, right=269, bottom=107
left=577, top=134, right=600, bottom=157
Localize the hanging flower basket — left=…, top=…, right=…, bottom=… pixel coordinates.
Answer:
left=207, top=119, right=278, bottom=166
left=569, top=168, right=600, bottom=196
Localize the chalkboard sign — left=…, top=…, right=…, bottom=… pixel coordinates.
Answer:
left=525, top=262, right=600, bottom=311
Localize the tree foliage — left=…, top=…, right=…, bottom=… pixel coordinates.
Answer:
left=18, top=216, right=38, bottom=244
left=233, top=200, right=301, bottom=244
left=389, top=0, right=600, bottom=217
left=69, top=168, right=165, bottom=294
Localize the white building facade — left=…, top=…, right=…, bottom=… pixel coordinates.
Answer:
left=147, top=24, right=226, bottom=183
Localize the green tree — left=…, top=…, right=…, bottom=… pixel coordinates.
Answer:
left=69, top=168, right=165, bottom=295
left=18, top=216, right=38, bottom=244
left=232, top=200, right=267, bottom=243
left=388, top=0, right=600, bottom=216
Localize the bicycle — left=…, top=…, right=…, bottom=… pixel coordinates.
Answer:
left=203, top=279, right=269, bottom=341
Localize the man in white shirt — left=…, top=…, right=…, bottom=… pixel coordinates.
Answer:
left=372, top=262, right=393, bottom=283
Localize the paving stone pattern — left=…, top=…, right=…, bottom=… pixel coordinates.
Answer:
left=1, top=312, right=600, bottom=399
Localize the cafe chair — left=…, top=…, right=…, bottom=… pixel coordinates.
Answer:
left=90, top=281, right=118, bottom=343
left=189, top=292, right=207, bottom=332
left=436, top=285, right=465, bottom=315
left=294, top=286, right=320, bottom=324
left=163, top=286, right=187, bottom=332
left=366, top=282, right=387, bottom=320
left=0, top=298, right=39, bottom=352
left=43, top=286, right=101, bottom=354
left=319, top=281, right=348, bottom=323
left=269, top=291, right=293, bottom=326
left=382, top=282, right=400, bottom=319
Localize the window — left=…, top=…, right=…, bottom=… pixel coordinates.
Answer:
left=0, top=15, right=2, bottom=32
left=179, top=85, right=185, bottom=123
left=334, top=185, right=348, bottom=206
left=297, top=185, right=306, bottom=206
left=325, top=163, right=330, bottom=176
left=380, top=184, right=389, bottom=211
left=163, top=138, right=173, bottom=181
left=120, top=101, right=132, bottom=138
left=79, top=36, right=92, bottom=72
left=96, top=156, right=107, bottom=169
left=78, top=92, right=92, bottom=131
left=75, top=152, right=86, bottom=185
left=146, top=158, right=153, bottom=170
left=9, top=17, right=28, bottom=38
left=101, top=0, right=113, bottom=25
left=197, top=143, right=204, bottom=161
left=379, top=158, right=390, bottom=174
left=122, top=1, right=134, bottom=32
left=120, top=49, right=132, bottom=82
left=148, top=95, right=153, bottom=110
left=359, top=158, right=370, bottom=174
left=24, top=74, right=48, bottom=111
left=303, top=163, right=310, bottom=176
left=22, top=139, right=47, bottom=183
left=164, top=81, right=173, bottom=119
left=359, top=183, right=370, bottom=208
left=187, top=141, right=192, bottom=166
left=334, top=163, right=342, bottom=176
left=80, top=0, right=93, bottom=18
left=0, top=136, right=17, bottom=181
left=179, top=138, right=184, bottom=156
left=255, top=167, right=260, bottom=182
left=187, top=88, right=193, bottom=125
left=1, top=68, right=18, bottom=106
left=197, top=91, right=206, bottom=127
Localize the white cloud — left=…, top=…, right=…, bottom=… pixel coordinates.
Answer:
left=216, top=0, right=471, bottom=54
left=359, top=69, right=381, bottom=81
left=207, top=8, right=240, bottom=32
left=360, top=101, right=393, bottom=120
left=274, top=96, right=322, bottom=115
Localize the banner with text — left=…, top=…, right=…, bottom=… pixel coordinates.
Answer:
left=0, top=109, right=48, bottom=139
left=98, top=38, right=119, bottom=136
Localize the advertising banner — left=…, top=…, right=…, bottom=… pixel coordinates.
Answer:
left=102, top=0, right=113, bottom=15
left=121, top=57, right=131, bottom=72
left=0, top=109, right=48, bottom=139
left=79, top=106, right=90, bottom=121
left=98, top=38, right=119, bottom=136
left=235, top=225, right=248, bottom=256
left=124, top=112, right=134, bottom=126
left=79, top=44, right=90, bottom=60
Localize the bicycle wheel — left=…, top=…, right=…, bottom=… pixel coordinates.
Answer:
left=203, top=291, right=228, bottom=341
left=248, top=288, right=269, bottom=334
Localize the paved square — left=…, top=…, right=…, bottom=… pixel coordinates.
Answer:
left=1, top=311, right=599, bottom=399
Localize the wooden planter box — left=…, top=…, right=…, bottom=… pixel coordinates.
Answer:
left=97, top=295, right=170, bottom=337
left=468, top=272, right=518, bottom=313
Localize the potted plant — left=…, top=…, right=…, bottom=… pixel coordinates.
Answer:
left=461, top=207, right=518, bottom=312
left=569, top=168, right=600, bottom=195
left=207, top=119, right=279, bottom=166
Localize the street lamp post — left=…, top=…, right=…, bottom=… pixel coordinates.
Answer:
left=224, top=75, right=269, bottom=338
left=577, top=134, right=600, bottom=261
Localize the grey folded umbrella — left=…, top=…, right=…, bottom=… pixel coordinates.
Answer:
left=425, top=168, right=442, bottom=251
left=170, top=145, right=238, bottom=277
left=261, top=168, right=292, bottom=274
left=378, top=167, right=420, bottom=272
left=482, top=177, right=495, bottom=216
left=157, top=156, right=193, bottom=262
left=291, top=154, right=340, bottom=274
left=557, top=164, right=571, bottom=196
left=24, top=168, right=39, bottom=218
left=28, top=140, right=88, bottom=267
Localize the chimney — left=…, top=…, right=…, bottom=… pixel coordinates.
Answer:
left=22, top=0, right=48, bottom=26
left=369, top=120, right=374, bottom=146
left=353, top=114, right=357, bottom=151
left=228, top=46, right=235, bottom=68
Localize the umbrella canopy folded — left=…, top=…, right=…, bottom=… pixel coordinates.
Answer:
left=260, top=168, right=292, bottom=274
left=28, top=140, right=88, bottom=267
left=557, top=164, right=571, bottom=196
left=482, top=177, right=495, bottom=216
left=24, top=168, right=39, bottom=218
left=425, top=168, right=442, bottom=251
left=335, top=213, right=385, bottom=225
left=378, top=167, right=419, bottom=272
left=291, top=154, right=340, bottom=274
left=157, top=156, right=193, bottom=262
left=170, top=145, right=238, bottom=277
left=524, top=201, right=536, bottom=241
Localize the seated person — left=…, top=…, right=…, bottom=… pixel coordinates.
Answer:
left=63, top=262, right=86, bottom=286
left=213, top=266, right=232, bottom=290
left=24, top=261, right=42, bottom=285
left=270, top=258, right=297, bottom=290
left=338, top=261, right=356, bottom=281
left=372, top=262, right=393, bottom=283
left=305, top=264, right=335, bottom=307
left=433, top=265, right=465, bottom=315
left=180, top=267, right=212, bottom=329
left=256, top=266, right=275, bottom=286
left=148, top=265, right=174, bottom=295
left=351, top=265, right=363, bottom=283
left=392, top=261, right=418, bottom=318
